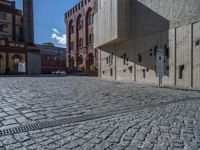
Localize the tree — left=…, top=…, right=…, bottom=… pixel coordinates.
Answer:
left=42, top=42, right=55, bottom=47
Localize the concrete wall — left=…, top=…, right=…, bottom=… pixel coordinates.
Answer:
left=27, top=52, right=41, bottom=75
left=96, top=0, right=200, bottom=88
left=94, top=0, right=129, bottom=48
left=193, top=22, right=200, bottom=88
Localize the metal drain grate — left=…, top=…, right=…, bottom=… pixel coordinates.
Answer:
left=0, top=96, right=199, bottom=136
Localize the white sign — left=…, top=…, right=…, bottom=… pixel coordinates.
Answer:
left=156, top=51, right=164, bottom=77
left=18, top=62, right=26, bottom=73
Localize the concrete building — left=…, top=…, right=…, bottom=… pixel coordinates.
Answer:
left=36, top=44, right=65, bottom=74
left=0, top=0, right=41, bottom=75
left=94, top=0, right=200, bottom=89
left=65, top=0, right=98, bottom=75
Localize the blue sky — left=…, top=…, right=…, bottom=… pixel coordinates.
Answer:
left=15, top=0, right=80, bottom=48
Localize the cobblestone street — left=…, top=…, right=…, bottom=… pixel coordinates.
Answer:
left=0, top=76, right=200, bottom=149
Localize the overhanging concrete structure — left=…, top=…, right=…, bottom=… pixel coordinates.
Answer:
left=94, top=0, right=200, bottom=89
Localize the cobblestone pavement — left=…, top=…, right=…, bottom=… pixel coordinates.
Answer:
left=0, top=77, right=200, bottom=149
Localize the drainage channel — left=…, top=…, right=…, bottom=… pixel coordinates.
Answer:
left=0, top=96, right=199, bottom=137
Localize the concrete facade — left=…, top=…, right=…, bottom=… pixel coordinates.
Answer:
left=94, top=0, right=200, bottom=88
left=65, top=0, right=98, bottom=75
left=27, top=52, right=41, bottom=75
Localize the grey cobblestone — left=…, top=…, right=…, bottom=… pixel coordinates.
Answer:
left=0, top=77, right=199, bottom=149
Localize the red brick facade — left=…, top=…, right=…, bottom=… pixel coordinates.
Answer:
left=36, top=45, right=65, bottom=74
left=65, top=0, right=98, bottom=73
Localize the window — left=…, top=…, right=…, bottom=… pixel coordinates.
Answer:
left=89, top=53, right=94, bottom=65
left=196, top=40, right=200, bottom=46
left=0, top=24, right=8, bottom=33
left=150, top=49, right=153, bottom=56
left=79, top=55, right=83, bottom=65
left=20, top=27, right=23, bottom=35
left=2, top=13, right=7, bottom=20
left=123, top=53, right=126, bottom=65
left=88, top=14, right=93, bottom=25
left=154, top=45, right=158, bottom=56
left=128, top=66, right=133, bottom=73
left=102, top=71, right=105, bottom=74
left=164, top=44, right=169, bottom=58
left=89, top=34, right=93, bottom=44
left=78, top=19, right=83, bottom=30
left=143, top=69, right=146, bottom=78
left=106, top=57, right=108, bottom=64
left=79, top=38, right=82, bottom=47
left=110, top=68, right=113, bottom=76
left=108, top=55, right=110, bottom=64
left=179, top=65, right=184, bottom=79
left=111, top=53, right=113, bottom=66
left=138, top=53, right=142, bottom=62
left=70, top=25, right=74, bottom=34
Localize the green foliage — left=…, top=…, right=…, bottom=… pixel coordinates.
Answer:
left=42, top=42, right=55, bottom=47
left=90, top=64, right=97, bottom=71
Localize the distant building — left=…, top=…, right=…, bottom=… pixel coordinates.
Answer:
left=0, top=0, right=40, bottom=75
left=65, top=0, right=98, bottom=75
left=36, top=44, right=65, bottom=74
left=94, top=0, right=200, bottom=89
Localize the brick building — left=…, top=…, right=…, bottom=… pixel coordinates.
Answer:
left=36, top=44, right=65, bottom=74
left=65, top=0, right=98, bottom=74
left=0, top=0, right=40, bottom=75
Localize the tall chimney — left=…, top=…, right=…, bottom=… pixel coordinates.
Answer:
left=23, top=0, right=34, bottom=44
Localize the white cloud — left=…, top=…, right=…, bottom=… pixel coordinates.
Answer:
left=51, top=28, right=66, bottom=46
left=52, top=28, right=60, bottom=34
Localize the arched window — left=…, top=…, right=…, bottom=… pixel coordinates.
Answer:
left=70, top=56, right=74, bottom=68
left=12, top=54, right=22, bottom=63
left=12, top=55, right=23, bottom=72
left=69, top=20, right=74, bottom=34
left=77, top=15, right=83, bottom=30
left=89, top=34, right=93, bottom=44
left=86, top=8, right=93, bottom=25
left=88, top=14, right=93, bottom=25
left=79, top=55, right=83, bottom=65
left=88, top=53, right=94, bottom=66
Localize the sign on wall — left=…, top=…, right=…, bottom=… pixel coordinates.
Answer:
left=156, top=51, right=164, bottom=77
left=18, top=62, right=26, bottom=73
